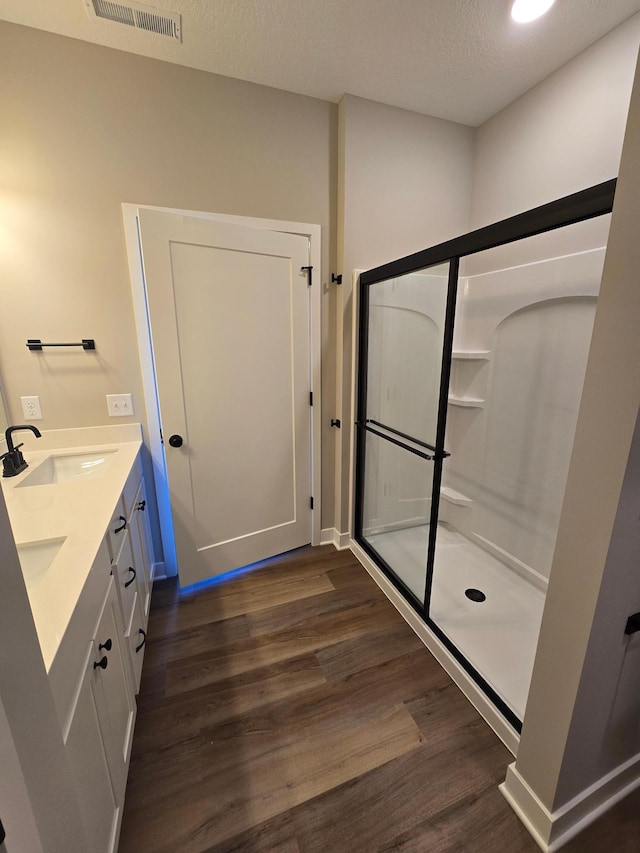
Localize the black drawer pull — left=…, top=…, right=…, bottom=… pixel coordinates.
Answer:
left=137, top=499, right=146, bottom=512
left=93, top=656, right=108, bottom=670
left=114, top=515, right=127, bottom=534
left=135, top=628, right=147, bottom=653
left=98, top=638, right=112, bottom=652
left=124, top=567, right=137, bottom=588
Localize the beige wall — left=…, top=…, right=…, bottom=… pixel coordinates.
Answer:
left=0, top=22, right=336, bottom=532
left=471, top=12, right=640, bottom=229
left=513, top=44, right=640, bottom=817
left=337, top=95, right=475, bottom=532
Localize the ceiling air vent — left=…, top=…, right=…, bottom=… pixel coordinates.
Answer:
left=85, top=0, right=182, bottom=41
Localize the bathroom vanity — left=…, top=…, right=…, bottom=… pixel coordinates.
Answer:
left=1, top=424, right=154, bottom=852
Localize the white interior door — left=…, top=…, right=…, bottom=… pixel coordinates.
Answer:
left=138, top=210, right=313, bottom=587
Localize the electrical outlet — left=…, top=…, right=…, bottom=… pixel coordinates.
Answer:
left=106, top=393, right=134, bottom=417
left=21, top=396, right=42, bottom=420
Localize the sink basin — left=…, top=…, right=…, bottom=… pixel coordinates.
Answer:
left=17, top=451, right=117, bottom=487
left=17, top=538, right=66, bottom=584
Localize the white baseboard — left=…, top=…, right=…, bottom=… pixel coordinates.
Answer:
left=320, top=528, right=351, bottom=550
left=349, top=538, right=520, bottom=757
left=151, top=561, right=167, bottom=581
left=501, top=751, right=640, bottom=851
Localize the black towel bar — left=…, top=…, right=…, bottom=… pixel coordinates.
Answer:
left=26, top=339, right=95, bottom=351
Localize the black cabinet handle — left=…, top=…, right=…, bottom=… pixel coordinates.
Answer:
left=94, top=656, right=108, bottom=670
left=114, top=515, right=127, bottom=534
left=98, top=638, right=112, bottom=652
left=135, top=628, right=147, bottom=653
left=168, top=434, right=183, bottom=448
left=124, top=567, right=137, bottom=588
left=136, top=499, right=146, bottom=512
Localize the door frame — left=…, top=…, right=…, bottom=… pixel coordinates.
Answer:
left=122, top=204, right=322, bottom=578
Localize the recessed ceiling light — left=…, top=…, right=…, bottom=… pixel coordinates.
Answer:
left=511, top=0, right=556, bottom=23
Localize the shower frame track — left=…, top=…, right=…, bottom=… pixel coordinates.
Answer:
left=354, top=178, right=617, bottom=734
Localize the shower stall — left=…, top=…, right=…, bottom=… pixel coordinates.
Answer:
left=354, top=180, right=615, bottom=731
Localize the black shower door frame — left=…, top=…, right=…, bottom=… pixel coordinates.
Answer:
left=354, top=178, right=617, bottom=733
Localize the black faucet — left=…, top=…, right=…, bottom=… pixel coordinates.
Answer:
left=1, top=425, right=42, bottom=478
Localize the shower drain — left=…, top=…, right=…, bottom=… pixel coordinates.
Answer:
left=465, top=588, right=486, bottom=603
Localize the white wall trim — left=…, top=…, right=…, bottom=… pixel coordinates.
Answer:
left=349, top=538, right=520, bottom=756
left=501, top=751, right=640, bottom=851
left=320, top=528, right=352, bottom=549
left=151, top=561, right=166, bottom=582
left=122, top=203, right=322, bottom=577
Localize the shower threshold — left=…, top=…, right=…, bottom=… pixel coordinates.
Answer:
left=365, top=523, right=545, bottom=719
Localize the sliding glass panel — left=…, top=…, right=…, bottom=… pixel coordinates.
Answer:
left=429, top=214, right=611, bottom=721
left=361, top=430, right=434, bottom=606
left=366, top=263, right=450, bottom=446
left=357, top=261, right=451, bottom=605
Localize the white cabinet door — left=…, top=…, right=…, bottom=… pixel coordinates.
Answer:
left=65, top=645, right=119, bottom=853
left=92, top=577, right=136, bottom=803
left=130, top=480, right=153, bottom=616
left=111, top=532, right=138, bottom=639
left=125, top=591, right=147, bottom=693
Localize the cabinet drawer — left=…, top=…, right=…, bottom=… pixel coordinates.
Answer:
left=121, top=454, right=142, bottom=520
left=112, top=532, right=137, bottom=632
left=106, top=497, right=128, bottom=563
left=125, top=592, right=147, bottom=694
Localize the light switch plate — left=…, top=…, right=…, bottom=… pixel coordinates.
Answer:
left=21, top=396, right=42, bottom=420
left=106, top=393, right=134, bottom=417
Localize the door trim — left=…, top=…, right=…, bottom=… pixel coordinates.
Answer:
left=122, top=204, right=322, bottom=578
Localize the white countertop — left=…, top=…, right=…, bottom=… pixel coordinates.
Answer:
left=1, top=425, right=143, bottom=671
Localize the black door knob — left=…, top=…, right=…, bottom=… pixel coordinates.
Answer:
left=93, top=656, right=108, bottom=670
left=168, top=434, right=183, bottom=448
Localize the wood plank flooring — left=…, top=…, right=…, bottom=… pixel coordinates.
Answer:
left=118, top=545, right=640, bottom=852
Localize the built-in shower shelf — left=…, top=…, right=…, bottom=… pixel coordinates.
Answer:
left=447, top=395, right=485, bottom=408
left=451, top=350, right=490, bottom=360
left=440, top=486, right=473, bottom=506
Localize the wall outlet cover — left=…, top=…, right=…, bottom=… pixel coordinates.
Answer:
left=106, top=393, right=134, bottom=417
left=20, top=396, right=43, bottom=420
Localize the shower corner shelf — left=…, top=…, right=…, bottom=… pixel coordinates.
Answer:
left=451, top=350, right=491, bottom=360
left=447, top=395, right=485, bottom=408
left=440, top=486, right=473, bottom=507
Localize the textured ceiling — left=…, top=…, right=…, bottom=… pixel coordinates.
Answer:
left=2, top=0, right=640, bottom=125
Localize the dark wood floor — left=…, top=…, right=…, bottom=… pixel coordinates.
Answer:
left=118, top=545, right=640, bottom=852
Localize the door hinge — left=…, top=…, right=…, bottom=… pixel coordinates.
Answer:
left=301, top=265, right=313, bottom=286
left=331, top=418, right=341, bottom=428
left=310, top=496, right=314, bottom=510
left=310, top=391, right=313, bottom=406
left=331, top=273, right=343, bottom=285
left=160, top=428, right=164, bottom=445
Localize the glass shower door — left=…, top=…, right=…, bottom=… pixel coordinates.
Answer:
left=355, top=261, right=455, bottom=608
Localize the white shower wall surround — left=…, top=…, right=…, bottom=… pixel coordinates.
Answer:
left=364, top=247, right=607, bottom=586
left=447, top=245, right=606, bottom=586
